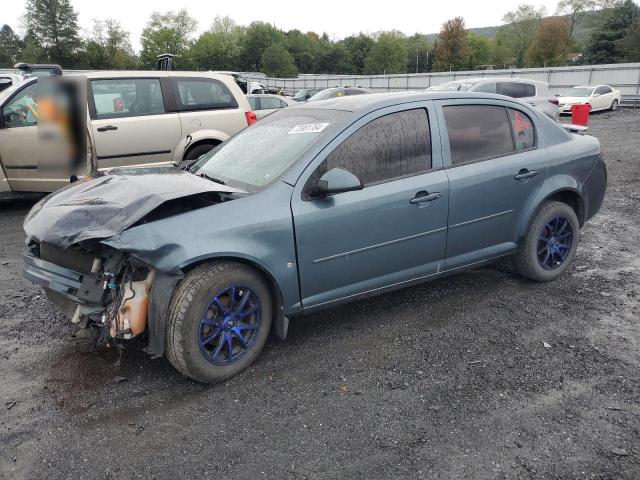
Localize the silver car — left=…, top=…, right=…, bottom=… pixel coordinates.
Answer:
left=247, top=94, right=297, bottom=119
left=428, top=78, right=559, bottom=120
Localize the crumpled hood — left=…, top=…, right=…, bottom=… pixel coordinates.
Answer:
left=24, top=167, right=240, bottom=248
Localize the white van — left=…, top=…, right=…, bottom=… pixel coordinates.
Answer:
left=0, top=71, right=255, bottom=194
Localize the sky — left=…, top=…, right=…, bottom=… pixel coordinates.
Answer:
left=5, top=0, right=566, bottom=51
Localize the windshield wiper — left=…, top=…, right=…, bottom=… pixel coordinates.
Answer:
left=199, top=173, right=226, bottom=185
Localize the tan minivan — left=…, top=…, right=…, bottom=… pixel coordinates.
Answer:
left=0, top=71, right=254, bottom=194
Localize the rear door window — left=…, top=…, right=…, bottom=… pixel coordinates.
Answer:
left=508, top=108, right=535, bottom=150
left=443, top=105, right=514, bottom=165
left=247, top=96, right=259, bottom=110
left=175, top=78, right=238, bottom=111
left=91, top=78, right=165, bottom=119
left=261, top=96, right=286, bottom=109
left=314, top=108, right=432, bottom=186
left=498, top=82, right=536, bottom=98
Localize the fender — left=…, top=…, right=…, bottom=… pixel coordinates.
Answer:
left=517, top=174, right=581, bottom=240
left=171, top=129, right=231, bottom=164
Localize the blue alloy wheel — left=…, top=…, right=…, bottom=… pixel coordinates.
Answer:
left=537, top=216, right=573, bottom=270
left=198, top=285, right=261, bottom=365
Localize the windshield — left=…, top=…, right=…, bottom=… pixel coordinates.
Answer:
left=561, top=87, right=593, bottom=97
left=193, top=108, right=349, bottom=191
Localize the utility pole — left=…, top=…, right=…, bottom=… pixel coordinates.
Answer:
left=416, top=49, right=419, bottom=74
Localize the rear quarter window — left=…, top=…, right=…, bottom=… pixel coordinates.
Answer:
left=175, top=78, right=238, bottom=111
left=498, top=82, right=536, bottom=98
left=509, top=108, right=535, bottom=150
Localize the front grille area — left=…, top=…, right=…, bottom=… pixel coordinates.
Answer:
left=39, top=243, right=95, bottom=274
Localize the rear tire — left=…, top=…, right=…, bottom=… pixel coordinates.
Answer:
left=166, top=262, right=272, bottom=383
left=514, top=201, right=579, bottom=282
left=610, top=99, right=619, bottom=111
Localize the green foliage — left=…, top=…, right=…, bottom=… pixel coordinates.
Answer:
left=240, top=22, right=285, bottom=72
left=24, top=0, right=81, bottom=66
left=364, top=31, right=408, bottom=74
left=466, top=33, right=492, bottom=69
left=587, top=0, right=639, bottom=63
left=499, top=4, right=547, bottom=67
left=341, top=33, right=374, bottom=74
left=0, top=25, right=23, bottom=67
left=140, top=9, right=197, bottom=69
left=190, top=16, right=244, bottom=71
left=261, top=43, right=297, bottom=77
left=284, top=30, right=321, bottom=73
left=83, top=19, right=136, bottom=69
left=616, top=17, right=640, bottom=61
left=406, top=34, right=432, bottom=73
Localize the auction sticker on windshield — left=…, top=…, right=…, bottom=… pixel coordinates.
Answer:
left=288, top=123, right=330, bottom=134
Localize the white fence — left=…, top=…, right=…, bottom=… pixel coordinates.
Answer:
left=243, top=63, right=640, bottom=98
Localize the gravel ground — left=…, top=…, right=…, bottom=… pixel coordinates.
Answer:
left=1, top=110, right=639, bottom=479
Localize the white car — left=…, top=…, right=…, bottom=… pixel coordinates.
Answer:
left=427, top=78, right=559, bottom=120
left=557, top=85, right=622, bottom=114
left=0, top=71, right=254, bottom=193
left=246, top=94, right=297, bottom=119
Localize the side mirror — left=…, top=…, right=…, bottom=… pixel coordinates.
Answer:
left=307, top=168, right=364, bottom=199
left=593, top=93, right=600, bottom=97
left=305, top=94, right=311, bottom=100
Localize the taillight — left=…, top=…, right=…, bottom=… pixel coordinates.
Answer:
left=548, top=98, right=559, bottom=106
left=245, top=111, right=257, bottom=126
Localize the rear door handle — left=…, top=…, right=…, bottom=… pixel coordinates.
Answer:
left=410, top=191, right=441, bottom=204
left=97, top=125, right=118, bottom=132
left=514, top=169, right=538, bottom=181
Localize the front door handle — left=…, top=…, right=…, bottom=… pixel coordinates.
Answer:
left=514, top=169, right=538, bottom=181
left=410, top=191, right=441, bottom=204
left=97, top=125, right=118, bottom=132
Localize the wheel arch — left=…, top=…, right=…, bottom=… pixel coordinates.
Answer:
left=180, top=254, right=288, bottom=338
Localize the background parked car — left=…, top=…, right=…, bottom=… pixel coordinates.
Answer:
left=247, top=94, right=297, bottom=119
left=307, top=86, right=372, bottom=102
left=213, top=71, right=265, bottom=94
left=427, top=78, right=559, bottom=120
left=0, top=71, right=254, bottom=194
left=291, top=88, right=323, bottom=101
left=557, top=85, right=622, bottom=114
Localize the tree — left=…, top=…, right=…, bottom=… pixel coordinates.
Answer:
left=616, top=16, right=640, bottom=61
left=140, top=10, right=197, bottom=68
left=318, top=42, right=353, bottom=74
left=466, top=33, right=492, bottom=69
left=0, top=25, right=23, bottom=67
left=261, top=43, right=297, bottom=77
left=364, top=31, right=408, bottom=74
left=240, top=22, right=284, bottom=72
left=556, top=0, right=596, bottom=40
left=190, top=16, right=244, bottom=70
left=500, top=4, right=547, bottom=67
left=83, top=19, right=136, bottom=69
left=341, top=33, right=374, bottom=74
left=284, top=29, right=322, bottom=73
left=587, top=0, right=639, bottom=63
left=24, top=0, right=81, bottom=66
left=433, top=17, right=470, bottom=71
left=527, top=17, right=571, bottom=66
left=406, top=34, right=431, bottom=73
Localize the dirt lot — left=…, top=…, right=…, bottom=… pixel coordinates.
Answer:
left=1, top=110, right=639, bottom=479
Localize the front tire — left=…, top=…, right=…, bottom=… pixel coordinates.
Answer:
left=610, top=99, right=619, bottom=111
left=514, top=201, right=580, bottom=282
left=166, top=262, right=272, bottom=383
left=183, top=142, right=216, bottom=161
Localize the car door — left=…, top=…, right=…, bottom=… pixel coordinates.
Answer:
left=0, top=80, right=69, bottom=192
left=436, top=100, right=549, bottom=269
left=594, top=86, right=613, bottom=110
left=89, top=77, right=182, bottom=169
left=172, top=77, right=247, bottom=140
left=291, top=104, right=449, bottom=311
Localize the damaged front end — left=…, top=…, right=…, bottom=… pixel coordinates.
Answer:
left=24, top=240, right=157, bottom=346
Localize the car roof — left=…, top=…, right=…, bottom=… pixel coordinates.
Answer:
left=287, top=91, right=529, bottom=113
left=66, top=71, right=235, bottom=81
